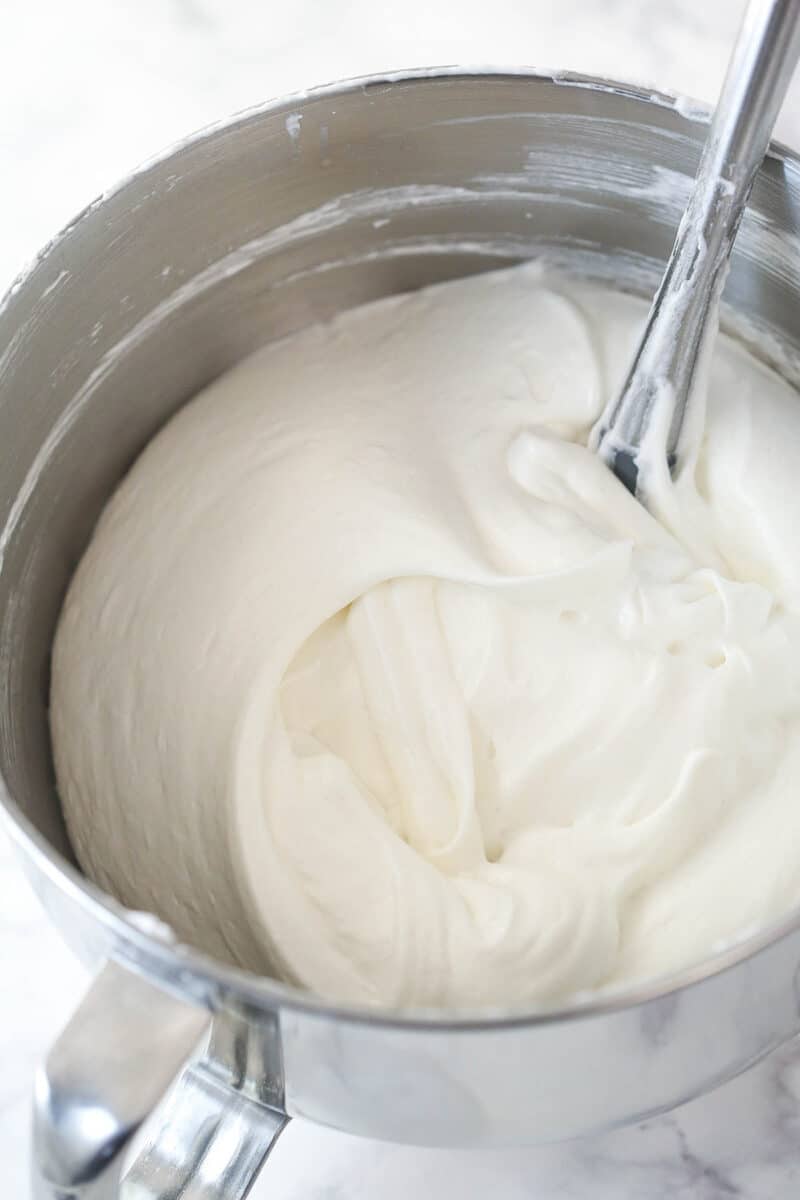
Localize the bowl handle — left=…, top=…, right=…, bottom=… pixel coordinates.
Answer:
left=31, top=960, right=289, bottom=1199
left=121, top=1005, right=290, bottom=1198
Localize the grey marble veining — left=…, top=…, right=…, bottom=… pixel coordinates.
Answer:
left=247, top=1037, right=800, bottom=1199
left=3, top=0, right=800, bottom=1195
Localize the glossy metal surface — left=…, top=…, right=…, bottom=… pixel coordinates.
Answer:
left=596, top=0, right=800, bottom=492
left=2, top=70, right=800, bottom=1198
left=32, top=964, right=207, bottom=1199
left=121, top=1011, right=288, bottom=1200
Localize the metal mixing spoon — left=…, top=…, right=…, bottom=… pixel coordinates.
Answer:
left=593, top=0, right=800, bottom=499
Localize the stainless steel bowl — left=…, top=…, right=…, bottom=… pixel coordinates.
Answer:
left=2, top=70, right=800, bottom=1200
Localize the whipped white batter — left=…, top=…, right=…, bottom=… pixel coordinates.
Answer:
left=51, top=264, right=800, bottom=1008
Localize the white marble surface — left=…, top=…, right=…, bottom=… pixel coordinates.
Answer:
left=3, top=0, right=800, bottom=1195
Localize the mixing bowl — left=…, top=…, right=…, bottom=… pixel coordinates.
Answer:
left=2, top=70, right=800, bottom=1200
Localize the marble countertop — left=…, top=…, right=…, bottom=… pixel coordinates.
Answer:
left=3, top=0, right=800, bottom=1195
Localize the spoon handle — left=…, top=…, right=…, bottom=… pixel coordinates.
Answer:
left=594, top=0, right=800, bottom=495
